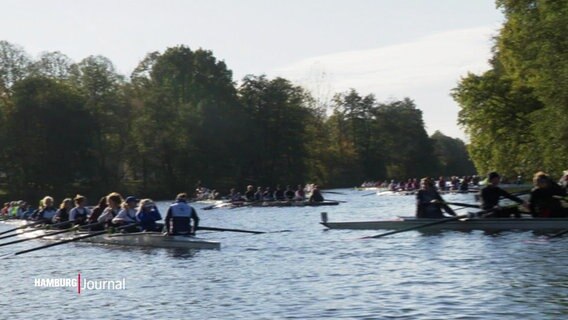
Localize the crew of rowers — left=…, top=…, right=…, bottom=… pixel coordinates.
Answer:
left=416, top=171, right=568, bottom=219
left=195, top=184, right=324, bottom=203
left=0, top=192, right=200, bottom=235
left=361, top=175, right=482, bottom=192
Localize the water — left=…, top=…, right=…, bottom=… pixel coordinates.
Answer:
left=1, top=189, right=567, bottom=319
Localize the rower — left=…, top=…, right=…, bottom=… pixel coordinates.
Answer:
left=97, top=192, right=123, bottom=227
left=136, top=199, right=162, bottom=231
left=37, top=196, right=58, bottom=224
left=528, top=172, right=567, bottom=218
left=69, top=194, right=91, bottom=225
left=53, top=198, right=72, bottom=226
left=480, top=172, right=527, bottom=218
left=416, top=177, right=456, bottom=218
left=165, top=193, right=199, bottom=236
left=294, top=184, right=306, bottom=201
left=112, top=196, right=140, bottom=232
left=88, top=196, right=108, bottom=230
left=309, top=185, right=324, bottom=202
left=244, top=185, right=255, bottom=202
left=284, top=185, right=295, bottom=200
left=273, top=185, right=285, bottom=201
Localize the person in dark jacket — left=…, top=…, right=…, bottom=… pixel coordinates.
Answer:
left=480, top=172, right=527, bottom=218
left=529, top=172, right=567, bottom=218
left=416, top=177, right=456, bottom=218
left=165, top=193, right=199, bottom=235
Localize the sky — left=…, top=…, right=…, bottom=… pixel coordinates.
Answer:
left=1, top=0, right=504, bottom=140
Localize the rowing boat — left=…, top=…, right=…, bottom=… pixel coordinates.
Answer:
left=203, top=200, right=340, bottom=210
left=320, top=212, right=568, bottom=232
left=46, top=231, right=221, bottom=250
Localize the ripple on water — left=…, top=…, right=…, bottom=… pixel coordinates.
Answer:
left=1, top=190, right=567, bottom=319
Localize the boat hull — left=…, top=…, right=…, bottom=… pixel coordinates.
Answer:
left=320, top=215, right=568, bottom=232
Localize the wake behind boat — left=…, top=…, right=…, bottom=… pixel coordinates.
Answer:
left=320, top=212, right=568, bottom=232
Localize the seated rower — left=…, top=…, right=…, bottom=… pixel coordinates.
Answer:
left=165, top=193, right=199, bottom=236
left=38, top=196, right=58, bottom=224
left=244, top=185, right=256, bottom=202
left=69, top=194, right=91, bottom=226
left=529, top=172, right=567, bottom=218
left=112, top=196, right=140, bottom=232
left=273, top=185, right=285, bottom=201
left=294, top=184, right=306, bottom=201
left=284, top=185, right=295, bottom=200
left=263, top=187, right=274, bottom=201
left=53, top=198, right=73, bottom=226
left=309, top=185, right=324, bottom=202
left=227, top=188, right=243, bottom=202
left=416, top=177, right=456, bottom=218
left=480, top=172, right=527, bottom=218
left=136, top=199, right=163, bottom=232
left=97, top=192, right=124, bottom=228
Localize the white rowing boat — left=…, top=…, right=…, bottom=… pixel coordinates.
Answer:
left=50, top=231, right=221, bottom=250
left=320, top=212, right=568, bottom=232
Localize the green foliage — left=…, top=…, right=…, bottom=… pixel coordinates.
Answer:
left=453, top=0, right=567, bottom=179
left=0, top=41, right=478, bottom=201
left=3, top=77, right=94, bottom=199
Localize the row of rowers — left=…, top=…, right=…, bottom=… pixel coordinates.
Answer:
left=417, top=171, right=568, bottom=219
left=194, top=184, right=323, bottom=202
left=1, top=193, right=200, bottom=235
left=225, top=184, right=324, bottom=203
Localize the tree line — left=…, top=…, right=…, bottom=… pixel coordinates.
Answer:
left=0, top=41, right=474, bottom=201
left=453, top=0, right=567, bottom=179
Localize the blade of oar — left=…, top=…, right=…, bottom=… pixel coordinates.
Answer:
left=0, top=227, right=77, bottom=248
left=324, top=199, right=348, bottom=203
left=0, top=220, right=44, bottom=236
left=361, top=213, right=476, bottom=239
left=198, top=226, right=265, bottom=234
left=0, top=222, right=104, bottom=247
left=0, top=220, right=73, bottom=240
left=322, top=191, right=346, bottom=195
left=548, top=228, right=568, bottom=239
left=8, top=223, right=139, bottom=257
left=441, top=201, right=480, bottom=209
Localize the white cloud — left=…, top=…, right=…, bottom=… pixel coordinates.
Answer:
left=268, top=26, right=500, bottom=139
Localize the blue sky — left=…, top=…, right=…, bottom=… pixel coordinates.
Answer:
left=2, top=0, right=504, bottom=139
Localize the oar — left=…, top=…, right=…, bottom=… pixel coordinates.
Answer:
left=323, top=199, right=348, bottom=203
left=0, top=222, right=104, bottom=246
left=198, top=226, right=266, bottom=234
left=0, top=220, right=45, bottom=236
left=0, top=220, right=73, bottom=240
left=548, top=229, right=568, bottom=239
left=362, top=192, right=376, bottom=197
left=0, top=227, right=77, bottom=248
left=440, top=201, right=480, bottom=209
left=322, top=191, right=346, bottom=195
left=5, top=223, right=139, bottom=257
left=359, top=211, right=501, bottom=239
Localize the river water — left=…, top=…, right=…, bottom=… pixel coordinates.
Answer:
left=0, top=189, right=566, bottom=319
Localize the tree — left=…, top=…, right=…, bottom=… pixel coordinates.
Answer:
left=3, top=77, right=94, bottom=199
left=430, top=131, right=476, bottom=176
